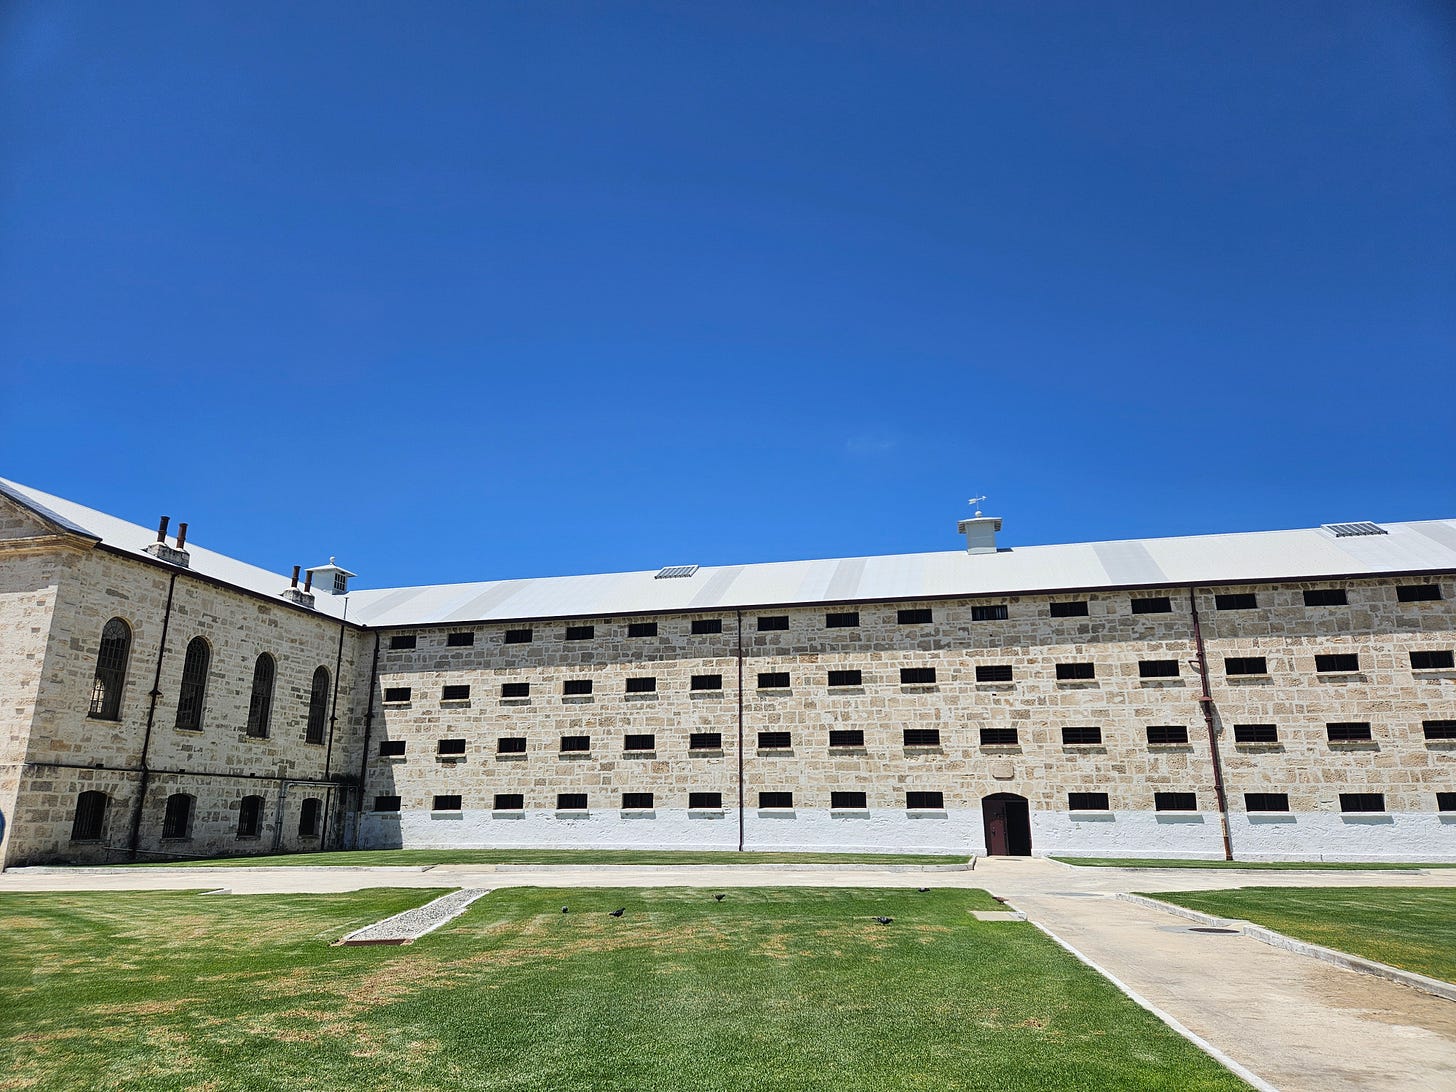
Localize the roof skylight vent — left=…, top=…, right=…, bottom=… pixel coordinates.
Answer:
left=656, top=565, right=699, bottom=579
left=1325, top=522, right=1388, bottom=538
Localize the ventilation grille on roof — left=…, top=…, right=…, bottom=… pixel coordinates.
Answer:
left=656, top=565, right=699, bottom=579
left=1325, top=522, right=1388, bottom=538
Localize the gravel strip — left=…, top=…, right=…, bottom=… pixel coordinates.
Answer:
left=338, top=888, right=490, bottom=945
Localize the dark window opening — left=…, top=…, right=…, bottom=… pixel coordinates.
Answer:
left=1155, top=792, right=1197, bottom=812
left=1424, top=721, right=1456, bottom=741
left=691, top=674, right=723, bottom=691
left=237, top=795, right=264, bottom=838
left=71, top=791, right=108, bottom=842
left=627, top=622, right=658, bottom=638
left=373, top=795, right=401, bottom=812
left=972, top=604, right=1009, bottom=621
left=383, top=686, right=412, bottom=702
left=437, top=738, right=466, bottom=755
left=378, top=739, right=406, bottom=756
left=1050, top=601, right=1089, bottom=617
left=758, top=731, right=791, bottom=749
left=501, top=682, right=530, bottom=698
left=624, top=733, right=656, bottom=751
left=1234, top=724, right=1279, bottom=744
left=826, top=611, right=860, bottom=628
left=503, top=628, right=533, bottom=644
left=1215, top=593, right=1258, bottom=611
left=692, top=618, right=723, bottom=635
left=1244, top=793, right=1289, bottom=812
left=175, top=636, right=209, bottom=731
left=690, top=791, right=723, bottom=809
left=625, top=676, right=657, bottom=693
left=1315, top=653, right=1360, bottom=673
left=827, top=669, right=862, bottom=687
left=494, top=793, right=524, bottom=810
left=89, top=618, right=131, bottom=721
left=1411, top=650, right=1455, bottom=670
left=442, top=684, right=470, bottom=701
left=980, top=727, right=1018, bottom=746
left=563, top=679, right=593, bottom=696
left=976, top=664, right=1014, bottom=683
left=759, top=791, right=793, bottom=809
left=245, top=653, right=275, bottom=738
left=447, top=631, right=475, bottom=647
left=560, top=735, right=591, bottom=752
left=621, top=792, right=654, bottom=810
left=903, top=728, right=941, bottom=747
left=832, top=791, right=867, bottom=809
left=1397, top=584, right=1442, bottom=602
left=906, top=790, right=944, bottom=809
left=306, top=666, right=330, bottom=743
left=900, top=667, right=937, bottom=685
left=1437, top=792, right=1456, bottom=812
left=557, top=793, right=587, bottom=810
left=1339, top=792, right=1385, bottom=813
left=1225, top=656, right=1268, bottom=676
left=1056, top=662, right=1095, bottom=681
left=1327, top=722, right=1372, bottom=742
left=1068, top=792, right=1109, bottom=811
left=298, top=797, right=321, bottom=837
left=497, top=736, right=527, bottom=754
left=897, top=608, right=932, bottom=625
left=829, top=729, right=865, bottom=748
left=757, top=615, right=789, bottom=631
left=1062, top=726, right=1103, bottom=745
left=690, top=732, right=723, bottom=751
left=565, top=625, right=595, bottom=641
left=1146, top=725, right=1189, bottom=745
left=1138, top=660, right=1179, bottom=678
left=1131, top=596, right=1172, bottom=614
left=433, top=795, right=462, bottom=812
left=1303, top=588, right=1348, bottom=606
left=389, top=635, right=416, bottom=650
left=758, top=671, right=790, bottom=689
left=162, top=793, right=194, bottom=839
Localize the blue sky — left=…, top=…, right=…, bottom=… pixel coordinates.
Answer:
left=3, top=2, right=1453, bottom=589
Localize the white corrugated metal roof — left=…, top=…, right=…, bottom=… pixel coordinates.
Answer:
left=5, top=478, right=1454, bottom=629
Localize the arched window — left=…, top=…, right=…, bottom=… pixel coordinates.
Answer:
left=305, top=666, right=330, bottom=744
left=175, top=637, right=210, bottom=731
left=237, top=795, right=264, bottom=838
left=298, top=797, right=321, bottom=837
left=89, top=618, right=131, bottom=720
left=162, top=793, right=194, bottom=840
left=246, top=653, right=275, bottom=738
left=71, top=791, right=108, bottom=841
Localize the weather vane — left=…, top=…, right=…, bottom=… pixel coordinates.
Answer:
left=968, top=495, right=987, bottom=517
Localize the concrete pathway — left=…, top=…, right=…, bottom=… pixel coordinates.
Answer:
left=5, top=857, right=1456, bottom=1090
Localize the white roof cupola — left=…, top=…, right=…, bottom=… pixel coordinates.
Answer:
left=307, top=557, right=356, bottom=595
left=957, top=496, right=1002, bottom=555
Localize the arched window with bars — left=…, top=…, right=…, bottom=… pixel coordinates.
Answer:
left=246, top=653, right=275, bottom=738
left=175, top=637, right=210, bottom=731
left=305, top=666, right=330, bottom=744
left=89, top=618, right=131, bottom=720
left=70, top=791, right=108, bottom=842
left=237, top=795, right=264, bottom=838
left=162, top=793, right=194, bottom=840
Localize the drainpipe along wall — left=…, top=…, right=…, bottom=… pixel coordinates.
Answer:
left=1188, top=587, right=1234, bottom=860
left=126, top=570, right=179, bottom=860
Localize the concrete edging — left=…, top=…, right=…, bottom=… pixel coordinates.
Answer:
left=484, top=861, right=973, bottom=873
left=1118, top=893, right=1456, bottom=1004
left=1018, top=913, right=1278, bottom=1092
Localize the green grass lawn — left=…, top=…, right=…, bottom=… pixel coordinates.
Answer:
left=0, top=886, right=1248, bottom=1091
left=120, top=848, right=966, bottom=868
left=1146, top=887, right=1456, bottom=984
left=1052, top=857, right=1454, bottom=870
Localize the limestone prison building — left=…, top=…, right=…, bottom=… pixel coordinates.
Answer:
left=1, top=477, right=1454, bottom=868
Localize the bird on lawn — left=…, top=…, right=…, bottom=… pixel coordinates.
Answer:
left=609, top=907, right=625, bottom=918
left=561, top=906, right=569, bottom=914
left=874, top=916, right=894, bottom=925
left=917, top=887, right=930, bottom=893
left=713, top=893, right=726, bottom=902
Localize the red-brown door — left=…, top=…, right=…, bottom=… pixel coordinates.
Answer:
left=983, top=798, right=1009, bottom=855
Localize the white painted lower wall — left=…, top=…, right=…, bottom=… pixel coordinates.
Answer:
left=357, top=808, right=1456, bottom=861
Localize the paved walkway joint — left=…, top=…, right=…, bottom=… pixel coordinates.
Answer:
left=337, top=888, right=490, bottom=946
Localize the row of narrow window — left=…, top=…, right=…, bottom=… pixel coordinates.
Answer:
left=380, top=648, right=1456, bottom=705
left=383, top=583, right=1447, bottom=651
left=68, top=791, right=322, bottom=842
left=383, top=720, right=1456, bottom=758
left=371, top=791, right=1456, bottom=814
left=87, top=618, right=331, bottom=742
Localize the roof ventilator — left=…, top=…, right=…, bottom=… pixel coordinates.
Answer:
left=143, top=516, right=191, bottom=568
left=1324, top=522, right=1387, bottom=538
left=307, top=557, right=356, bottom=595
left=958, top=497, right=1002, bottom=555
left=656, top=565, right=699, bottom=579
